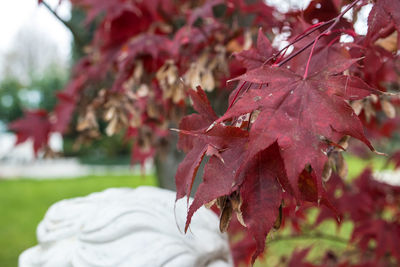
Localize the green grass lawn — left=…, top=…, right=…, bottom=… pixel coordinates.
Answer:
left=0, top=174, right=157, bottom=267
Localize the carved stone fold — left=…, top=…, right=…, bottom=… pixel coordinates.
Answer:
left=19, top=186, right=233, bottom=267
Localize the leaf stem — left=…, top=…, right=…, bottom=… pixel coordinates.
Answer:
left=273, top=22, right=326, bottom=63
left=278, top=0, right=361, bottom=68
left=303, top=32, right=327, bottom=79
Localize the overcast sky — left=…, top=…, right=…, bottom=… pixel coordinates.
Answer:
left=0, top=0, right=72, bottom=62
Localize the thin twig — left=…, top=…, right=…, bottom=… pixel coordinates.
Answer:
left=273, top=22, right=328, bottom=62
left=41, top=1, right=84, bottom=48
left=277, top=0, right=361, bottom=68
left=267, top=233, right=350, bottom=245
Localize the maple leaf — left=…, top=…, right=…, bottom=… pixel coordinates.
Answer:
left=119, top=34, right=172, bottom=64
left=175, top=124, right=249, bottom=203
left=239, top=144, right=284, bottom=263
left=389, top=151, right=400, bottom=169
left=179, top=109, right=284, bottom=264
left=219, top=58, right=377, bottom=199
left=288, top=247, right=315, bottom=267
left=366, top=0, right=400, bottom=46
left=230, top=230, right=257, bottom=267
left=183, top=132, right=287, bottom=265
left=9, top=110, right=51, bottom=155
left=171, top=24, right=221, bottom=58
left=177, top=86, right=218, bottom=153
left=182, top=128, right=248, bottom=226
left=231, top=0, right=278, bottom=29
left=234, top=28, right=275, bottom=70
left=187, top=0, right=224, bottom=26
left=175, top=87, right=249, bottom=202
left=351, top=44, right=399, bottom=91
left=352, top=219, right=400, bottom=261
left=112, top=34, right=172, bottom=91
left=52, top=75, right=86, bottom=133
left=131, top=141, right=155, bottom=167
left=293, top=0, right=340, bottom=24
left=92, top=8, right=152, bottom=52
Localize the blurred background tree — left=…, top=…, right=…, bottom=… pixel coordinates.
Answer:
left=0, top=25, right=67, bottom=128
left=0, top=9, right=132, bottom=165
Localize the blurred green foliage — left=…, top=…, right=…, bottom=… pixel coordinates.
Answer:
left=0, top=65, right=67, bottom=124
left=62, top=133, right=132, bottom=165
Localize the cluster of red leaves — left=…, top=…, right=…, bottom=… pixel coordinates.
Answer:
left=280, top=170, right=400, bottom=267
left=174, top=0, right=400, bottom=265
left=10, top=0, right=400, bottom=266
left=18, top=0, right=280, bottom=163
left=8, top=110, right=51, bottom=155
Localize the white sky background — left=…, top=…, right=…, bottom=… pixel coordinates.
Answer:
left=0, top=0, right=72, bottom=66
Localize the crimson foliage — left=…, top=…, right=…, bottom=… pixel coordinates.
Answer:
left=12, top=0, right=400, bottom=266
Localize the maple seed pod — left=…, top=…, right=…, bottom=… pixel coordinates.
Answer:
left=322, top=160, right=333, bottom=182
left=236, top=212, right=246, bottom=228
left=351, top=100, right=364, bottom=115
left=230, top=192, right=242, bottom=211
left=76, top=107, right=98, bottom=132
left=250, top=110, right=261, bottom=124
left=375, top=31, right=398, bottom=52
left=230, top=191, right=246, bottom=227
left=216, top=196, right=227, bottom=210
left=205, top=199, right=217, bottom=209
left=273, top=203, right=283, bottom=231
left=105, top=117, right=118, bottom=136
left=219, top=200, right=233, bottom=233
left=136, top=84, right=149, bottom=98
left=336, top=153, right=348, bottom=179
left=381, top=99, right=396, bottom=119
left=369, top=94, right=378, bottom=104
left=337, top=136, right=350, bottom=151
left=363, top=100, right=376, bottom=123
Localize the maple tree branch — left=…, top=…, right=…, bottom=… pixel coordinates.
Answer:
left=277, top=0, right=361, bottom=67
left=41, top=1, right=84, bottom=48
left=267, top=233, right=350, bottom=245
left=273, top=22, right=328, bottom=62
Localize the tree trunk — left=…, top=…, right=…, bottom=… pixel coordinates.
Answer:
left=154, top=134, right=204, bottom=194
left=154, top=136, right=184, bottom=191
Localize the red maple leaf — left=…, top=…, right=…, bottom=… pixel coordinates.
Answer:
left=176, top=88, right=284, bottom=264
left=366, top=0, right=400, bottom=46
left=234, top=28, right=275, bottom=70
left=239, top=144, right=284, bottom=263
left=187, top=0, right=224, bottom=26
left=9, top=110, right=52, bottom=155
left=352, top=219, right=400, bottom=261
left=175, top=124, right=249, bottom=202
left=177, top=86, right=218, bottom=153
left=218, top=58, right=378, bottom=199
left=288, top=247, right=315, bottom=267
left=175, top=87, right=249, bottom=202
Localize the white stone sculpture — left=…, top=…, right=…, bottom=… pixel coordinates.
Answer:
left=19, top=186, right=233, bottom=267
left=374, top=170, right=400, bottom=186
